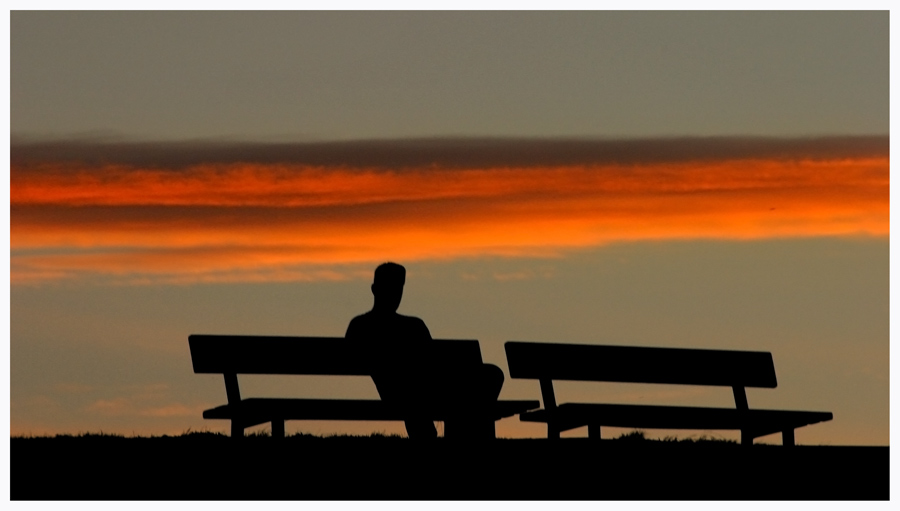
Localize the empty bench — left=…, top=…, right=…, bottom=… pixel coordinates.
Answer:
left=189, top=334, right=538, bottom=438
left=505, top=341, right=833, bottom=446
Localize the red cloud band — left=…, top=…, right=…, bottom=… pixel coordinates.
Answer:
left=10, top=156, right=889, bottom=284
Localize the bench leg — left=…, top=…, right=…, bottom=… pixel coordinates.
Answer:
left=782, top=429, right=795, bottom=447
left=588, top=424, right=601, bottom=440
left=485, top=420, right=496, bottom=439
left=272, top=419, right=285, bottom=439
left=548, top=423, right=560, bottom=440
left=231, top=421, right=244, bottom=439
left=740, top=429, right=753, bottom=447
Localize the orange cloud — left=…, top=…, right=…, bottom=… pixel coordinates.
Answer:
left=10, top=138, right=888, bottom=285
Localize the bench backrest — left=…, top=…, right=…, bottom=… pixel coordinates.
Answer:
left=189, top=334, right=484, bottom=376
left=505, top=341, right=777, bottom=388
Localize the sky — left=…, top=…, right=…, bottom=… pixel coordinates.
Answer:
left=7, top=10, right=890, bottom=445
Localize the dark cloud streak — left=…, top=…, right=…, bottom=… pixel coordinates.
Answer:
left=10, top=136, right=889, bottom=170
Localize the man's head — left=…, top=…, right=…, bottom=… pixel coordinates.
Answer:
left=371, top=262, right=405, bottom=312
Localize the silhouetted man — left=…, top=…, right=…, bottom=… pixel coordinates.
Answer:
left=345, top=262, right=503, bottom=439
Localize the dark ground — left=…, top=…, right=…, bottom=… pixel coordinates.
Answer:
left=11, top=433, right=889, bottom=500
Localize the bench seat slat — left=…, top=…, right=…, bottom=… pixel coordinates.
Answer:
left=204, top=398, right=540, bottom=422
left=521, top=403, right=833, bottom=437
left=506, top=341, right=777, bottom=388
left=190, top=335, right=487, bottom=375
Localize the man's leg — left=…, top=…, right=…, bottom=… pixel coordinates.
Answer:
left=444, top=363, right=504, bottom=440
left=374, top=374, right=437, bottom=439
left=405, top=419, right=437, bottom=439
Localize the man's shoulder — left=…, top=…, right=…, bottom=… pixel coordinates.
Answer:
left=348, top=311, right=374, bottom=325
left=395, top=313, right=427, bottom=326
left=345, top=311, right=375, bottom=336
left=345, top=311, right=431, bottom=339
left=396, top=314, right=431, bottom=339
left=349, top=310, right=425, bottom=324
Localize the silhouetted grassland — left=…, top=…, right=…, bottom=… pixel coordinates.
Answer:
left=11, top=430, right=887, bottom=500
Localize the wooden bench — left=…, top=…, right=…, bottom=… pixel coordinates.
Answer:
left=504, top=341, right=833, bottom=446
left=189, top=334, right=539, bottom=438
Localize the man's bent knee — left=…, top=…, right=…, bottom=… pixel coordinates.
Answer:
left=480, top=364, right=504, bottom=401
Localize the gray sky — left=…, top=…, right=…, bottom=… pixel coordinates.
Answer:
left=11, top=11, right=888, bottom=140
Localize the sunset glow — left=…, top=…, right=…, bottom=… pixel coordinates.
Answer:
left=11, top=12, right=889, bottom=449
left=10, top=146, right=888, bottom=285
